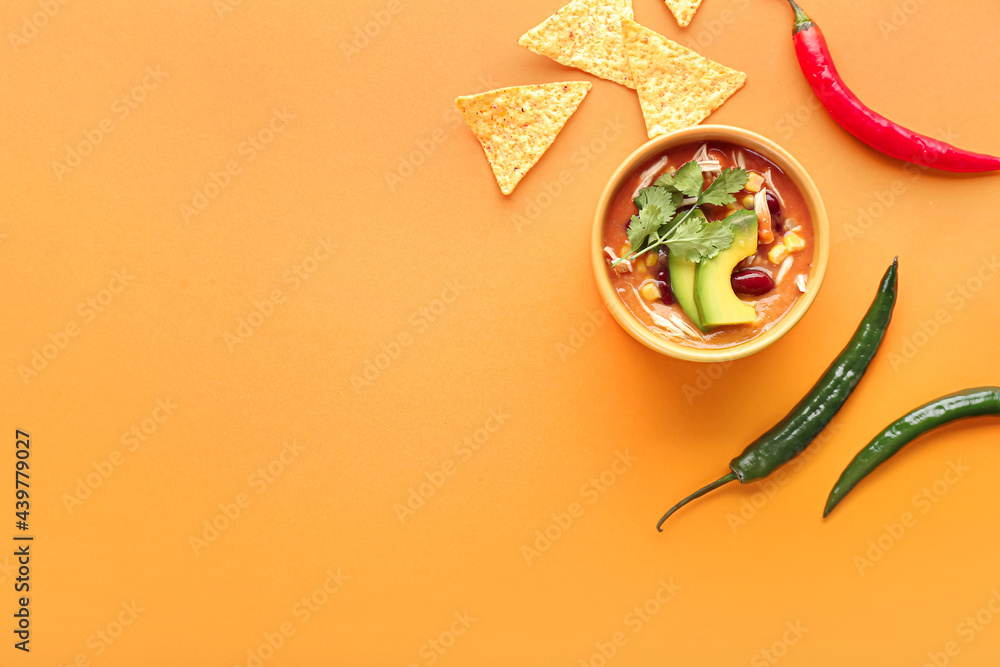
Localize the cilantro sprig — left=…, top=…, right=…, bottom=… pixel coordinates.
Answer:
left=614, top=160, right=751, bottom=266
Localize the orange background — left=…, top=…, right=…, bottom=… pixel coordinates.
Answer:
left=3, top=0, right=1000, bottom=664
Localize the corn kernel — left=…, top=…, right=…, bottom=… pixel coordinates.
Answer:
left=768, top=243, right=789, bottom=264
left=645, top=253, right=658, bottom=267
left=742, top=195, right=755, bottom=209
left=746, top=172, right=765, bottom=193
left=636, top=260, right=648, bottom=276
left=620, top=244, right=631, bottom=258
left=639, top=281, right=661, bottom=302
left=783, top=231, right=806, bottom=252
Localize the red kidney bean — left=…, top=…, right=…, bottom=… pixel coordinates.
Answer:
left=655, top=267, right=673, bottom=304
left=765, top=190, right=781, bottom=216
left=765, top=190, right=784, bottom=232
left=731, top=267, right=775, bottom=295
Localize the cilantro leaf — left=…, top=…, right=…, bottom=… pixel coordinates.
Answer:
left=665, top=216, right=736, bottom=263
left=660, top=207, right=706, bottom=236
left=700, top=167, right=749, bottom=207
left=626, top=204, right=664, bottom=251
left=633, top=186, right=678, bottom=218
left=671, top=160, right=705, bottom=198
left=652, top=171, right=676, bottom=190
left=627, top=186, right=681, bottom=253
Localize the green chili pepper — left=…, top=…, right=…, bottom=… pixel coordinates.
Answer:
left=824, top=386, right=1000, bottom=517
left=657, top=258, right=898, bottom=531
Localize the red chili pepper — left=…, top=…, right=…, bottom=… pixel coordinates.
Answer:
left=785, top=0, right=1000, bottom=172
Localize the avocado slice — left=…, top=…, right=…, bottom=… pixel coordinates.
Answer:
left=695, top=211, right=759, bottom=328
left=667, top=209, right=708, bottom=331
left=668, top=253, right=705, bottom=331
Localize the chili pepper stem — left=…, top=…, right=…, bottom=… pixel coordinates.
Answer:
left=657, top=472, right=737, bottom=531
left=784, top=0, right=814, bottom=32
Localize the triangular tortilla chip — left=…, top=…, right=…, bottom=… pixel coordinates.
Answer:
left=664, top=0, right=703, bottom=28
left=456, top=82, right=591, bottom=195
left=518, top=0, right=635, bottom=89
left=623, top=19, right=745, bottom=138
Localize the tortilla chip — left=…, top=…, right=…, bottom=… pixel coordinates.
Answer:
left=664, top=0, right=703, bottom=27
left=456, top=82, right=591, bottom=195
left=623, top=19, right=745, bottom=138
left=518, top=0, right=635, bottom=89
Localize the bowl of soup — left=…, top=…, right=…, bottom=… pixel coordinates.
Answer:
left=592, top=125, right=829, bottom=362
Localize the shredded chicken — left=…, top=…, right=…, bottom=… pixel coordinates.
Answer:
left=633, top=287, right=701, bottom=341
left=754, top=187, right=774, bottom=242
left=763, top=169, right=786, bottom=208
left=775, top=256, right=794, bottom=285
left=693, top=143, right=722, bottom=173
left=604, top=246, right=632, bottom=274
